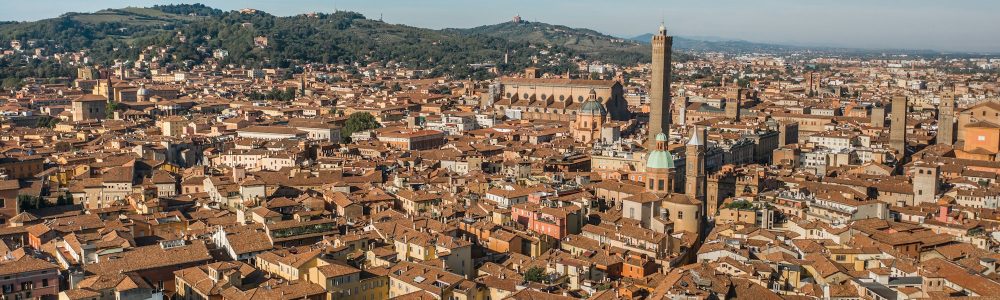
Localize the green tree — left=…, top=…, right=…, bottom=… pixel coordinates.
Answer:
left=524, top=266, right=547, bottom=283
left=17, top=194, right=34, bottom=212
left=1, top=77, right=21, bottom=90
left=736, top=78, right=751, bottom=88
left=106, top=101, right=121, bottom=118
left=282, top=87, right=296, bottom=100
left=34, top=117, right=50, bottom=128
left=429, top=86, right=451, bottom=95
left=340, top=112, right=381, bottom=142
left=725, top=200, right=754, bottom=210
left=31, top=116, right=61, bottom=128
left=17, top=194, right=48, bottom=212
left=56, top=192, right=73, bottom=206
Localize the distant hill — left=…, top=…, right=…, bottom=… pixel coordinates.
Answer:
left=0, top=4, right=219, bottom=61
left=61, top=6, right=217, bottom=26
left=0, top=3, right=835, bottom=79
left=627, top=33, right=979, bottom=57
left=0, top=5, right=230, bottom=82
left=445, top=21, right=654, bottom=65
left=0, top=3, right=983, bottom=84
left=627, top=33, right=654, bottom=43
left=628, top=33, right=808, bottom=54
left=0, top=4, right=659, bottom=80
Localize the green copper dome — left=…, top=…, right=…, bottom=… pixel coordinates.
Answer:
left=580, top=99, right=607, bottom=115
left=646, top=137, right=675, bottom=170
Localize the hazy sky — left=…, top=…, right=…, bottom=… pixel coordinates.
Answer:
left=3, top=0, right=999, bottom=53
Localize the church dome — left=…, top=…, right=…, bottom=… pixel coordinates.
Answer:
left=580, top=99, right=607, bottom=116
left=646, top=133, right=674, bottom=169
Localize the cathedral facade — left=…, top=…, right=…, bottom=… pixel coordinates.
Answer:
left=495, top=75, right=630, bottom=122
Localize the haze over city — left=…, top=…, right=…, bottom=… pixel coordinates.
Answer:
left=2, top=0, right=1000, bottom=53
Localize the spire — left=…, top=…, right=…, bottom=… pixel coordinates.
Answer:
left=687, top=126, right=703, bottom=146
left=658, top=22, right=667, bottom=35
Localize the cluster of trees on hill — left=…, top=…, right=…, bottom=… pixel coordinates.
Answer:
left=152, top=3, right=224, bottom=16
left=0, top=59, right=73, bottom=89
left=0, top=4, right=656, bottom=83
left=248, top=87, right=297, bottom=101
left=450, top=21, right=654, bottom=67
left=145, top=10, right=580, bottom=75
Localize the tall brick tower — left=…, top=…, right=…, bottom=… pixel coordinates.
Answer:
left=647, top=23, right=673, bottom=146
left=890, top=96, right=908, bottom=159
left=937, top=92, right=956, bottom=145
left=685, top=126, right=706, bottom=201
left=725, top=87, right=742, bottom=121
